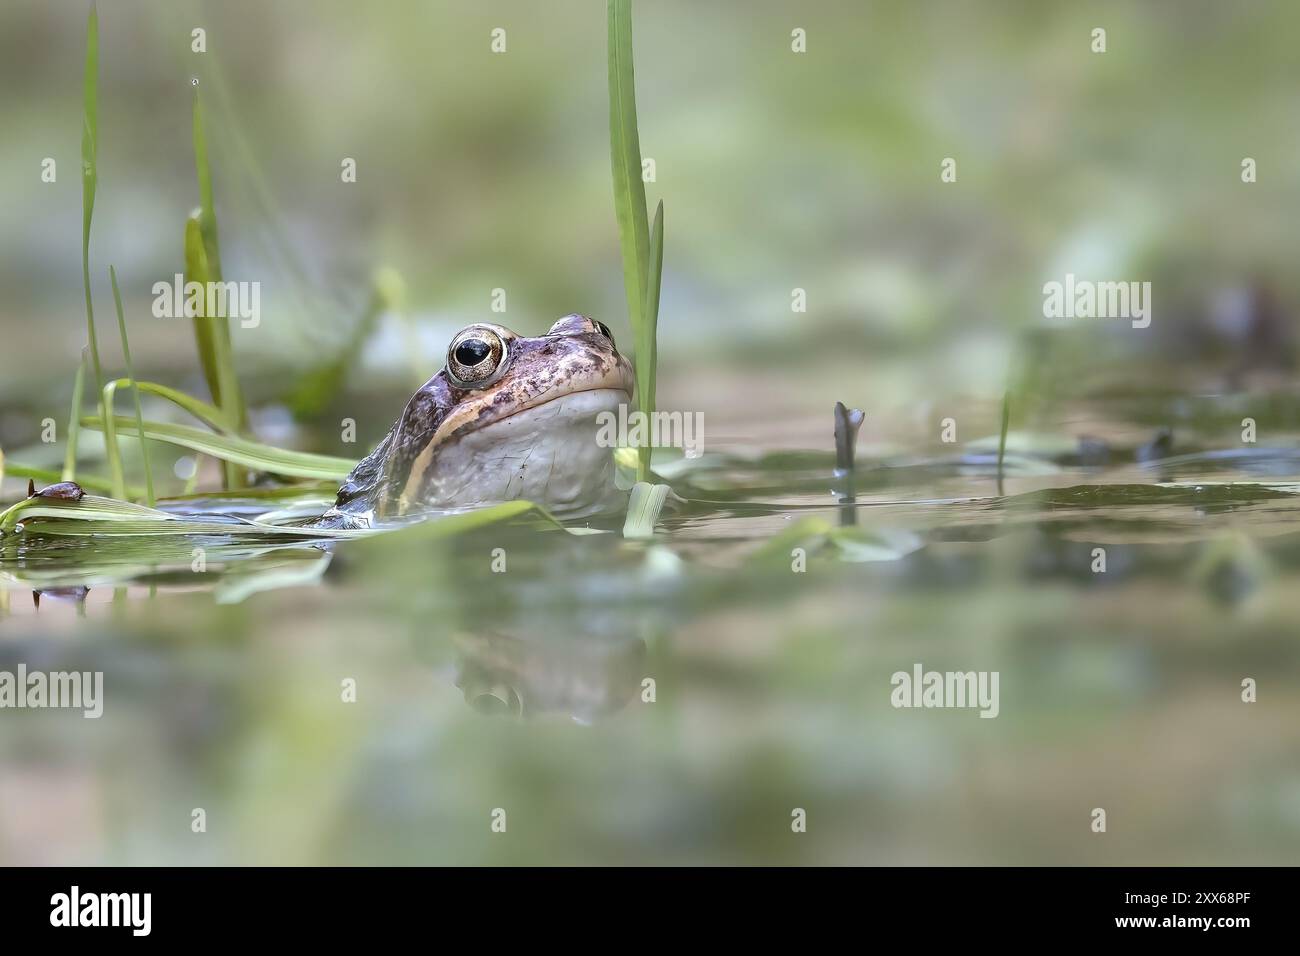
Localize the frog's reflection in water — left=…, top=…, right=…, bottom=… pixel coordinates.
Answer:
left=452, top=627, right=646, bottom=723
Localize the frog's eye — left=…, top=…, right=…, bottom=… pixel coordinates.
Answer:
left=447, top=326, right=508, bottom=388
left=595, top=321, right=615, bottom=346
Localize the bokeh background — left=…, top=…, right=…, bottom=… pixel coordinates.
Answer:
left=2, top=0, right=1299, bottom=865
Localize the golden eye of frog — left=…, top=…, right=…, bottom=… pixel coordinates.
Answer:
left=316, top=314, right=634, bottom=528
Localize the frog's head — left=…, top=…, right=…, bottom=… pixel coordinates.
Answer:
left=321, top=315, right=635, bottom=526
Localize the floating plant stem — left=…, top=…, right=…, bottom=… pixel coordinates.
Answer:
left=833, top=402, right=865, bottom=526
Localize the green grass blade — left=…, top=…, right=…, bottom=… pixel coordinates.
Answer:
left=183, top=216, right=223, bottom=406
left=100, top=380, right=127, bottom=500
left=92, top=378, right=230, bottom=499
left=637, top=200, right=663, bottom=480
left=190, top=89, right=247, bottom=491
left=80, top=416, right=357, bottom=480
left=109, top=379, right=230, bottom=434
left=192, top=90, right=223, bottom=279
left=608, top=0, right=650, bottom=338
left=80, top=6, right=104, bottom=405
left=110, top=265, right=155, bottom=506
left=184, top=214, right=244, bottom=490
left=192, top=94, right=244, bottom=430
left=61, top=350, right=87, bottom=481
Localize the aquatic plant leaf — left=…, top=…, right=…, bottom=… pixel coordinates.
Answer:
left=623, top=481, right=671, bottom=538
left=0, top=493, right=179, bottom=533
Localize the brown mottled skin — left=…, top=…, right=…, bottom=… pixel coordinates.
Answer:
left=315, top=315, right=633, bottom=528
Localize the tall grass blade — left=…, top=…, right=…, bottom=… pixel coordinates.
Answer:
left=638, top=200, right=663, bottom=480
left=608, top=0, right=650, bottom=323
left=608, top=0, right=663, bottom=483
left=190, top=89, right=247, bottom=491
left=184, top=214, right=243, bottom=490
left=192, top=91, right=223, bottom=279
left=193, top=98, right=243, bottom=427
left=61, top=350, right=87, bottom=481
left=80, top=6, right=104, bottom=404
left=183, top=216, right=223, bottom=408
left=110, top=265, right=155, bottom=505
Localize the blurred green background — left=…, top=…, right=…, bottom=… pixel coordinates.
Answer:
left=2, top=0, right=1300, bottom=865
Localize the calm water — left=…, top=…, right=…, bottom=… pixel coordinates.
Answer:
left=3, top=417, right=1300, bottom=865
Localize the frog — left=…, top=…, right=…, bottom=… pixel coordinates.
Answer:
left=313, top=314, right=634, bottom=529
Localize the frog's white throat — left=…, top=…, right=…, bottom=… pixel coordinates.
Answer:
left=401, top=387, right=629, bottom=519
